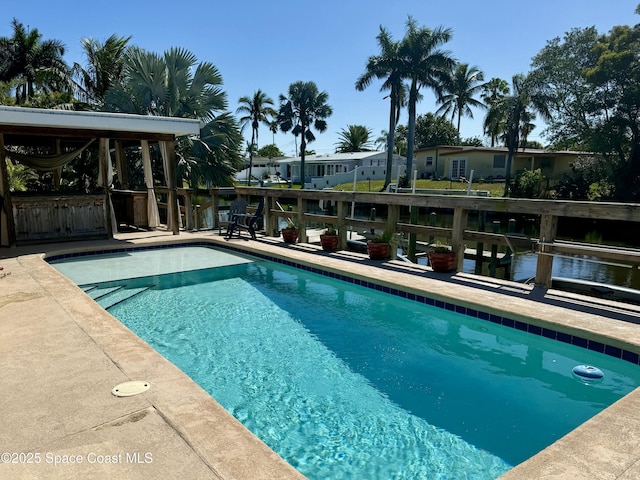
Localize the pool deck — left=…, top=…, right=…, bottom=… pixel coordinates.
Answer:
left=2, top=229, right=640, bottom=479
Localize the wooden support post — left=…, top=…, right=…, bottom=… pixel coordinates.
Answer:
left=0, top=134, right=16, bottom=246
left=99, top=138, right=114, bottom=239
left=408, top=206, right=418, bottom=262
left=474, top=211, right=486, bottom=275
left=490, top=221, right=500, bottom=277
left=298, top=197, right=307, bottom=243
left=211, top=189, right=220, bottom=230
left=387, top=204, right=400, bottom=260
left=451, top=207, right=468, bottom=272
left=337, top=200, right=347, bottom=250
left=535, top=213, right=558, bottom=288
left=428, top=212, right=436, bottom=245
left=164, top=140, right=179, bottom=235
left=184, top=190, right=193, bottom=230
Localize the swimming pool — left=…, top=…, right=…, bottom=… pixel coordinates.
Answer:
left=50, top=246, right=640, bottom=479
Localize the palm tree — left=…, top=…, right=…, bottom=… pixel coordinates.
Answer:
left=103, top=47, right=241, bottom=187
left=105, top=47, right=226, bottom=121
left=335, top=125, right=373, bottom=152
left=481, top=77, right=510, bottom=146
left=485, top=73, right=550, bottom=196
left=0, top=18, right=69, bottom=104
left=436, top=63, right=485, bottom=138
left=236, top=90, right=276, bottom=185
left=356, top=26, right=406, bottom=187
left=277, top=81, right=332, bottom=189
left=400, top=17, right=455, bottom=177
left=72, top=34, right=131, bottom=105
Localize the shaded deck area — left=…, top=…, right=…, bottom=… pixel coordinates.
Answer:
left=2, top=229, right=640, bottom=479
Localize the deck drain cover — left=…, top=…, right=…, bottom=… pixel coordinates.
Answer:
left=111, top=381, right=150, bottom=397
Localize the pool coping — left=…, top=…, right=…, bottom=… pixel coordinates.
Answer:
left=3, top=231, right=640, bottom=479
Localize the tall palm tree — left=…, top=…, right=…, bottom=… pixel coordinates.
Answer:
left=335, top=125, right=373, bottom=152
left=485, top=73, right=550, bottom=196
left=236, top=90, right=276, bottom=184
left=436, top=63, right=485, bottom=138
left=0, top=18, right=69, bottom=104
left=400, top=17, right=455, bottom=177
left=277, top=81, right=332, bottom=189
left=72, top=34, right=131, bottom=106
left=356, top=26, right=406, bottom=187
left=481, top=77, right=510, bottom=146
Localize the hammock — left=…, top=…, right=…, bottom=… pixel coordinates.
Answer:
left=4, top=139, right=95, bottom=171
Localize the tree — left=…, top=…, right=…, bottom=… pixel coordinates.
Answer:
left=485, top=74, right=550, bottom=196
left=236, top=90, right=276, bottom=185
left=0, top=18, right=70, bottom=104
left=104, top=47, right=242, bottom=187
left=257, top=144, right=284, bottom=158
left=356, top=26, right=406, bottom=187
left=277, top=81, right=332, bottom=189
left=104, top=47, right=226, bottom=120
left=73, top=34, right=131, bottom=106
left=531, top=13, right=640, bottom=200
left=414, top=112, right=458, bottom=148
left=399, top=17, right=455, bottom=178
left=436, top=63, right=485, bottom=137
left=335, top=124, right=373, bottom=152
left=481, top=77, right=510, bottom=147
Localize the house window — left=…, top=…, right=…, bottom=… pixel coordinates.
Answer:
left=450, top=157, right=467, bottom=179
left=426, top=156, right=434, bottom=166
left=493, top=155, right=506, bottom=169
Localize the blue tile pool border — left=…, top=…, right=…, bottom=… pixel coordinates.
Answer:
left=46, top=241, right=640, bottom=366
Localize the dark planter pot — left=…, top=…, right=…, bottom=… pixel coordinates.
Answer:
left=281, top=228, right=299, bottom=244
left=320, top=234, right=339, bottom=251
left=367, top=241, right=390, bottom=260
left=428, top=251, right=457, bottom=272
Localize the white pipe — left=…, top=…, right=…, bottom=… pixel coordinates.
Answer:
left=412, top=169, right=417, bottom=194
left=467, top=170, right=474, bottom=195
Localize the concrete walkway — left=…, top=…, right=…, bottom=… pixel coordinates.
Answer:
left=2, top=229, right=640, bottom=479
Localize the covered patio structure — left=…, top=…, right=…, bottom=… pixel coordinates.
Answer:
left=0, top=106, right=200, bottom=246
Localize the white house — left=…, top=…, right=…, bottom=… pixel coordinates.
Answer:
left=277, top=151, right=406, bottom=189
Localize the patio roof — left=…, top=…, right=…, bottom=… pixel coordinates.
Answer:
left=0, top=105, right=201, bottom=147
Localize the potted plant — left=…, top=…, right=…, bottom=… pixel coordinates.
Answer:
left=281, top=217, right=299, bottom=244
left=366, top=228, right=395, bottom=260
left=320, top=226, right=339, bottom=251
left=428, top=243, right=457, bottom=272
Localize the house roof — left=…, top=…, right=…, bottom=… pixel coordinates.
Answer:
left=415, top=145, right=590, bottom=157
left=277, top=150, right=403, bottom=164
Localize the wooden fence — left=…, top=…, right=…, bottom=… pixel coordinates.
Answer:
left=228, top=187, right=640, bottom=289
left=158, top=185, right=640, bottom=289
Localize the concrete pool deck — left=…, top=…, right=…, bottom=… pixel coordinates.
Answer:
left=1, top=229, right=640, bottom=479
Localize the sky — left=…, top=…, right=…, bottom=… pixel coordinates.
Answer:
left=2, top=0, right=638, bottom=156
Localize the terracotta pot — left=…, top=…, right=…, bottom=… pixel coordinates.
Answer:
left=367, top=241, right=390, bottom=260
left=428, top=251, right=457, bottom=272
left=320, top=234, right=339, bottom=252
left=281, top=228, right=299, bottom=244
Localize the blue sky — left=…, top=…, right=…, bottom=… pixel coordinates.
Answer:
left=3, top=0, right=638, bottom=155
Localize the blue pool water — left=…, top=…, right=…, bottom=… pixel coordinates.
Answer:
left=50, top=246, right=640, bottom=479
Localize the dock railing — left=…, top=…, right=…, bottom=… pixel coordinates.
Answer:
left=169, top=187, right=640, bottom=288
left=198, top=186, right=640, bottom=289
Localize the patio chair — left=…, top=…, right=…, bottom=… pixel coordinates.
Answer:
left=219, top=198, right=248, bottom=236
left=226, top=198, right=265, bottom=240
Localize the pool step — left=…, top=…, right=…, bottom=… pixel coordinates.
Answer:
left=87, top=285, right=124, bottom=301
left=100, top=286, right=151, bottom=310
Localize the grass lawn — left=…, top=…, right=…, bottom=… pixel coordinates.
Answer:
left=264, top=179, right=505, bottom=196
left=331, top=179, right=505, bottom=196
